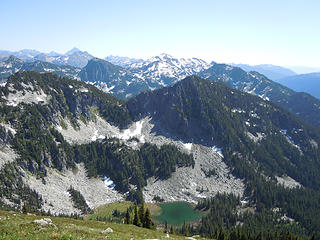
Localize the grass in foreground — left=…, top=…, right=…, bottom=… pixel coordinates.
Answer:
left=0, top=209, right=208, bottom=240
left=86, top=201, right=134, bottom=223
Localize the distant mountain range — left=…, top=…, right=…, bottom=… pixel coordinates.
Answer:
left=79, top=57, right=320, bottom=130
left=1, top=49, right=320, bottom=130
left=79, top=54, right=211, bottom=98
left=231, top=63, right=296, bottom=80
left=198, top=64, right=320, bottom=130
left=0, top=55, right=80, bottom=80
left=0, top=48, right=93, bottom=68
left=0, top=49, right=42, bottom=61
left=105, top=55, right=143, bottom=67
left=277, top=72, right=320, bottom=99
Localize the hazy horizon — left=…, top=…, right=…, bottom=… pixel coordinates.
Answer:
left=1, top=0, right=320, bottom=70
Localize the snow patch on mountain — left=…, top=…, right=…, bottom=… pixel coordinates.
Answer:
left=246, top=132, right=265, bottom=143
left=0, top=81, right=7, bottom=87
left=280, top=129, right=302, bottom=152
left=104, top=177, right=115, bottom=189
left=0, top=123, right=16, bottom=135
left=118, top=120, right=145, bottom=143
left=79, top=87, right=89, bottom=93
left=99, top=83, right=115, bottom=93
left=231, top=108, right=246, bottom=114
left=183, top=143, right=193, bottom=152
left=212, top=146, right=224, bottom=158
left=55, top=116, right=147, bottom=148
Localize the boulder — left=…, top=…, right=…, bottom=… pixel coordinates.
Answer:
left=32, top=218, right=57, bottom=229
left=101, top=227, right=113, bottom=234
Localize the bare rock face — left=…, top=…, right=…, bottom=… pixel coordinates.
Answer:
left=0, top=146, right=18, bottom=170
left=52, top=115, right=244, bottom=210
left=276, top=175, right=302, bottom=189
left=23, top=163, right=123, bottom=215
left=142, top=140, right=244, bottom=203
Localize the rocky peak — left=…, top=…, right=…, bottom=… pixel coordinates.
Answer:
left=65, top=47, right=81, bottom=56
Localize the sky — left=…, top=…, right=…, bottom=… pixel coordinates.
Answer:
left=1, top=0, right=320, bottom=69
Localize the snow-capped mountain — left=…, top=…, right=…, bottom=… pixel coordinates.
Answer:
left=0, top=49, right=42, bottom=61
left=127, top=53, right=212, bottom=87
left=33, top=48, right=94, bottom=68
left=105, top=55, right=143, bottom=67
left=78, top=58, right=149, bottom=99
left=78, top=54, right=212, bottom=99
left=2, top=48, right=320, bottom=131
left=51, top=50, right=94, bottom=68
left=0, top=56, right=80, bottom=80
left=77, top=55, right=320, bottom=130
left=198, top=63, right=320, bottom=130
left=47, top=51, right=62, bottom=57
left=0, top=48, right=94, bottom=68
left=0, top=56, right=24, bottom=79
left=33, top=53, right=59, bottom=63
left=65, top=47, right=82, bottom=56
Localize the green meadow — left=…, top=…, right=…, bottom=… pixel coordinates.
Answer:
left=0, top=209, right=209, bottom=240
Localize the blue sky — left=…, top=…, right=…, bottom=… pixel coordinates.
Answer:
left=1, top=0, right=319, bottom=68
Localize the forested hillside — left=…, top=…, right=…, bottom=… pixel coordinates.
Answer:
left=0, top=72, right=320, bottom=239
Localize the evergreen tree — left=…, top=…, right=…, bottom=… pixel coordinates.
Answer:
left=256, top=232, right=264, bottom=240
left=125, top=208, right=131, bottom=224
left=218, top=227, right=226, bottom=240
left=133, top=206, right=141, bottom=227
left=164, top=220, right=168, bottom=233
left=185, top=225, right=189, bottom=237
left=22, top=204, right=28, bottom=214
left=310, top=233, right=316, bottom=240
left=139, top=202, right=145, bottom=226
left=229, top=229, right=238, bottom=240
left=182, top=221, right=189, bottom=236
left=144, top=208, right=152, bottom=229
left=170, top=225, right=174, bottom=234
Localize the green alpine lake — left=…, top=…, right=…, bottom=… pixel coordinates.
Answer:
left=154, top=202, right=203, bottom=225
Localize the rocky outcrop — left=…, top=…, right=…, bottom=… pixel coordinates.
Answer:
left=23, top=163, right=123, bottom=215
